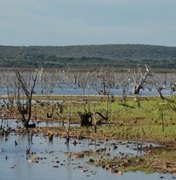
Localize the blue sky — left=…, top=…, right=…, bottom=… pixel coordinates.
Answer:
left=0, top=0, right=176, bottom=46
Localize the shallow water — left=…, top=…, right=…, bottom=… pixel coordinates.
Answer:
left=0, top=132, right=175, bottom=180
left=0, top=84, right=175, bottom=97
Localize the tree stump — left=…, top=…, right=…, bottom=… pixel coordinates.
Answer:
left=78, top=112, right=93, bottom=127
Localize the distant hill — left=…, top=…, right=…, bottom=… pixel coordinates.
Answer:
left=0, top=44, right=176, bottom=71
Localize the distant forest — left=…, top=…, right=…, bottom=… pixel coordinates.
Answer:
left=0, top=44, right=176, bottom=71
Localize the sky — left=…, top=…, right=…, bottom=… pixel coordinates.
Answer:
left=0, top=0, right=176, bottom=46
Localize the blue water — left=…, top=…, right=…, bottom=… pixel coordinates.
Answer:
left=0, top=81, right=175, bottom=96
left=0, top=131, right=175, bottom=180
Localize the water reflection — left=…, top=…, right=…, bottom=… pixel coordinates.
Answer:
left=0, top=131, right=175, bottom=180
left=0, top=84, right=176, bottom=97
left=0, top=119, right=174, bottom=180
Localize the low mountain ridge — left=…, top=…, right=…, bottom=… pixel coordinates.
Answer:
left=0, top=44, right=176, bottom=70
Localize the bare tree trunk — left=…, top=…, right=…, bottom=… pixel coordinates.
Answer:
left=15, top=69, right=39, bottom=128
left=157, top=88, right=165, bottom=100
left=132, top=65, right=150, bottom=95
left=122, top=88, right=127, bottom=104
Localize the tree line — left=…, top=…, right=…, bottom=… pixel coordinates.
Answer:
left=0, top=44, right=176, bottom=71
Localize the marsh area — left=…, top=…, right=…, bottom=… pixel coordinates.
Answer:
left=0, top=69, right=176, bottom=179
left=0, top=120, right=175, bottom=180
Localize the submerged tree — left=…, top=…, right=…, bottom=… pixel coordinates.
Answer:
left=97, top=68, right=115, bottom=95
left=151, top=73, right=168, bottom=100
left=131, top=65, right=151, bottom=107
left=1, top=71, right=17, bottom=119
left=132, top=64, right=151, bottom=95
left=14, top=69, right=40, bottom=128
left=117, top=71, right=131, bottom=105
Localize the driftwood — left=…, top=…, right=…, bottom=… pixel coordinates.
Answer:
left=95, top=112, right=108, bottom=121
left=95, top=111, right=109, bottom=125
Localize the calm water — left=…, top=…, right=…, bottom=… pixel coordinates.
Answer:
left=0, top=135, right=174, bottom=180
left=0, top=123, right=175, bottom=180
left=0, top=83, right=176, bottom=96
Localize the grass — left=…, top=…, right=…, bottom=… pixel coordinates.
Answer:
left=1, top=94, right=176, bottom=140
left=1, top=94, right=176, bottom=173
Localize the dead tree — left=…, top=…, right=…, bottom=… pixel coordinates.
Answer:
left=78, top=111, right=93, bottom=127
left=132, top=64, right=150, bottom=95
left=157, top=87, right=165, bottom=100
left=97, top=69, right=115, bottom=95
left=15, top=69, right=39, bottom=128
left=46, top=105, right=55, bottom=118
left=117, top=71, right=131, bottom=104
left=95, top=111, right=108, bottom=125
left=167, top=73, right=176, bottom=93
left=2, top=82, right=16, bottom=119
left=78, top=105, right=109, bottom=127
left=152, top=73, right=167, bottom=100
left=76, top=70, right=97, bottom=127
left=55, top=101, right=65, bottom=126
left=77, top=71, right=95, bottom=95
left=131, top=65, right=151, bottom=107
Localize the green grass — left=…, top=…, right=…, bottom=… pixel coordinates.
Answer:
left=1, top=94, right=176, bottom=141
